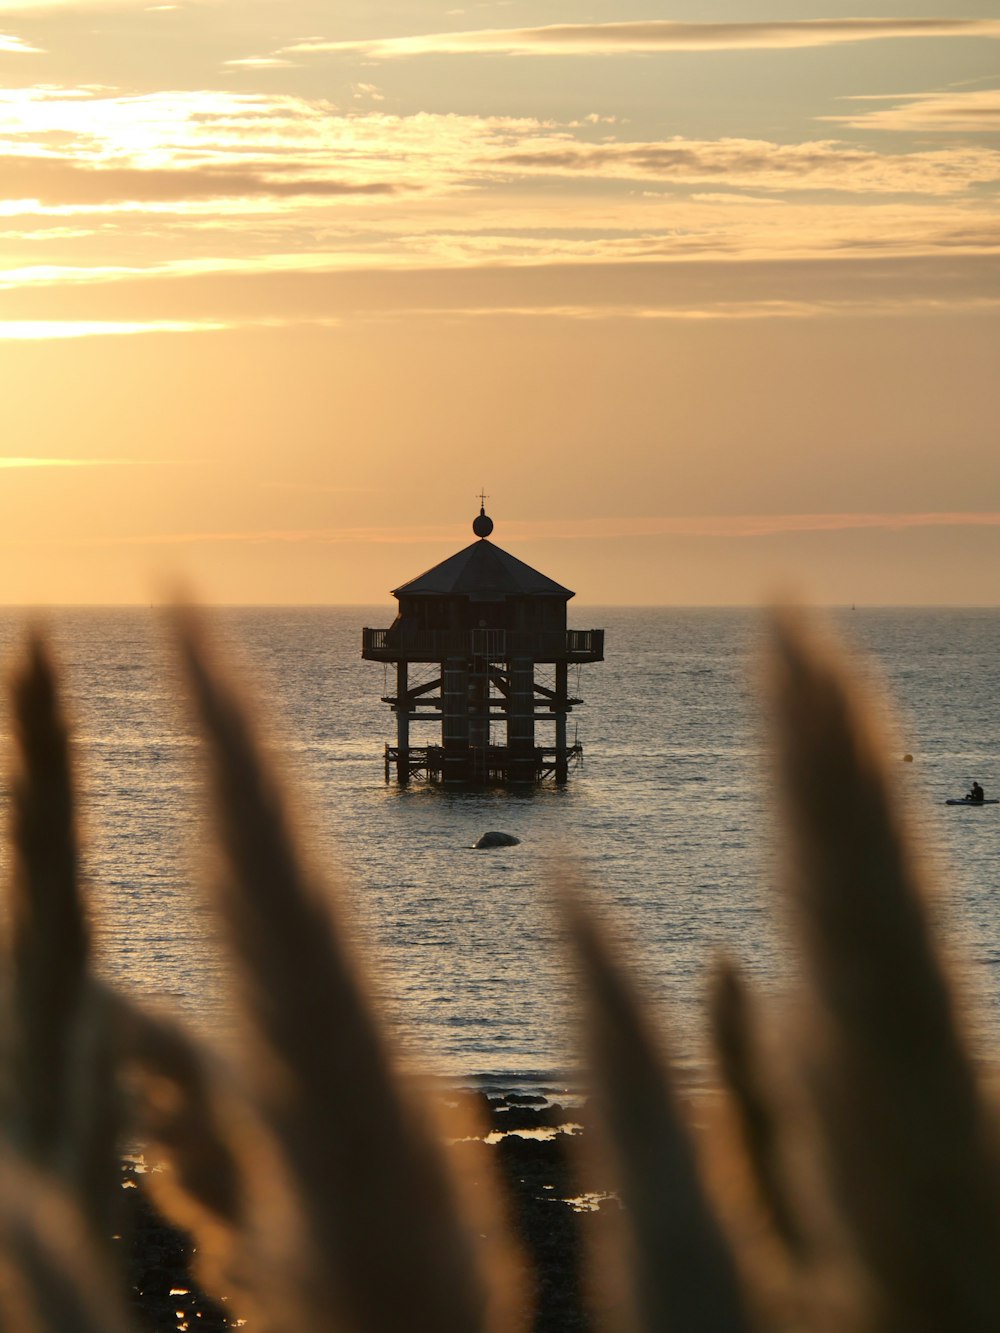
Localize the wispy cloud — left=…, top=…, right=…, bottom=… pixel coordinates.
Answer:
left=0, top=31, right=40, bottom=51
left=0, top=0, right=167, bottom=9
left=286, top=18, right=1000, bottom=60
left=375, top=295, right=1000, bottom=322
left=262, top=481, right=378, bottom=494
left=0, top=90, right=498, bottom=207
left=490, top=137, right=1000, bottom=196
left=0, top=319, right=224, bottom=337
left=0, top=455, right=150, bottom=467
left=223, top=57, right=296, bottom=71
left=0, top=247, right=997, bottom=329
left=37, top=512, right=1000, bottom=548
left=4, top=132, right=995, bottom=206
left=0, top=155, right=403, bottom=205
left=825, top=89, right=1000, bottom=133
left=514, top=513, right=1000, bottom=540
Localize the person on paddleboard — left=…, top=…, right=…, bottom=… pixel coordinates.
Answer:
left=969, top=781, right=985, bottom=803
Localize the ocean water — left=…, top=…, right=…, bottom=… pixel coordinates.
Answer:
left=0, top=606, right=996, bottom=1086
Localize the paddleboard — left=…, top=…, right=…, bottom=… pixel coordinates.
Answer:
left=945, top=798, right=999, bottom=806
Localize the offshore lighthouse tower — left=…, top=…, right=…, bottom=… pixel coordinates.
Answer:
left=361, top=503, right=604, bottom=786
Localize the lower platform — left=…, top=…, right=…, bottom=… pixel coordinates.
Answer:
left=384, top=743, right=583, bottom=786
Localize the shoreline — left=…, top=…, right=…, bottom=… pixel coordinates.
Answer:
left=121, top=1088, right=610, bottom=1333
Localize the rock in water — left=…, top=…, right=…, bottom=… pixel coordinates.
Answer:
left=472, top=831, right=521, bottom=849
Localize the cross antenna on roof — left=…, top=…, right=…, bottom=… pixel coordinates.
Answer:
left=472, top=490, right=493, bottom=539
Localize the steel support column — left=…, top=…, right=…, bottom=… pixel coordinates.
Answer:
left=442, top=657, right=470, bottom=785
left=508, top=656, right=535, bottom=783
left=554, top=659, right=569, bottom=784
left=394, top=660, right=410, bottom=785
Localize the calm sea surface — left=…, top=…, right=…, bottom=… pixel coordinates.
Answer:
left=0, top=607, right=997, bottom=1088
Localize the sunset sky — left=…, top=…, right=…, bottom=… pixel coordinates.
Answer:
left=0, top=0, right=997, bottom=605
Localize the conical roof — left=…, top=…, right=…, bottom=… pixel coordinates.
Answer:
left=392, top=539, right=573, bottom=600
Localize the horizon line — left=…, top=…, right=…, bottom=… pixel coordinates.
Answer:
left=1, top=601, right=999, bottom=611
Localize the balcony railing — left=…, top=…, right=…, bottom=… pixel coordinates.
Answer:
left=362, top=626, right=604, bottom=663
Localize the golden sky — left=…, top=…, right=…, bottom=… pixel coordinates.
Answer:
left=0, top=0, right=997, bottom=604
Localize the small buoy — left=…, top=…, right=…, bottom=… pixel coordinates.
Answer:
left=472, top=831, right=520, bottom=849
left=903, top=753, right=914, bottom=763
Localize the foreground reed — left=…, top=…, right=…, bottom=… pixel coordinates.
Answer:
left=0, top=608, right=996, bottom=1332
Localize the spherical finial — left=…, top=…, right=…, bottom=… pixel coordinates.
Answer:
left=473, top=505, right=493, bottom=539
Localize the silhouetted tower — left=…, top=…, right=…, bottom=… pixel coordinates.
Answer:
left=362, top=504, right=604, bottom=786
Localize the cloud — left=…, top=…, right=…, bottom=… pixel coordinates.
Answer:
left=5, top=194, right=996, bottom=279
left=286, top=18, right=1000, bottom=59
left=0, top=155, right=403, bottom=204
left=0, top=90, right=529, bottom=204
left=0, top=454, right=152, bottom=465
left=0, top=0, right=183, bottom=9
left=490, top=137, right=1000, bottom=196
left=364, top=295, right=1000, bottom=321
left=0, top=86, right=995, bottom=230
left=825, top=89, right=1000, bottom=133
left=688, top=192, right=781, bottom=206
left=45, top=511, right=1000, bottom=549
left=263, top=482, right=378, bottom=494
left=511, top=513, right=1000, bottom=540
left=0, top=88, right=995, bottom=317
left=224, top=57, right=296, bottom=71
left=6, top=135, right=996, bottom=207
left=0, top=31, right=40, bottom=51
left=0, top=319, right=224, bottom=337
left=352, top=82, right=384, bottom=103
left=0, top=251, right=998, bottom=329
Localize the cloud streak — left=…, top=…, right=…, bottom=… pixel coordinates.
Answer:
left=0, top=155, right=403, bottom=205
left=490, top=137, right=1000, bottom=196
left=825, top=89, right=1000, bottom=134
left=33, top=512, right=1000, bottom=548
left=0, top=319, right=225, bottom=338
left=286, top=18, right=1000, bottom=59
left=0, top=90, right=526, bottom=204
left=0, top=0, right=167, bottom=10
left=0, top=455, right=152, bottom=467
left=0, top=31, right=39, bottom=51
left=5, top=132, right=995, bottom=207
left=0, top=251, right=997, bottom=330
left=534, top=513, right=1000, bottom=540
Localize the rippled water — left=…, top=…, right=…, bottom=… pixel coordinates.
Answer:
left=0, top=607, right=996, bottom=1084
